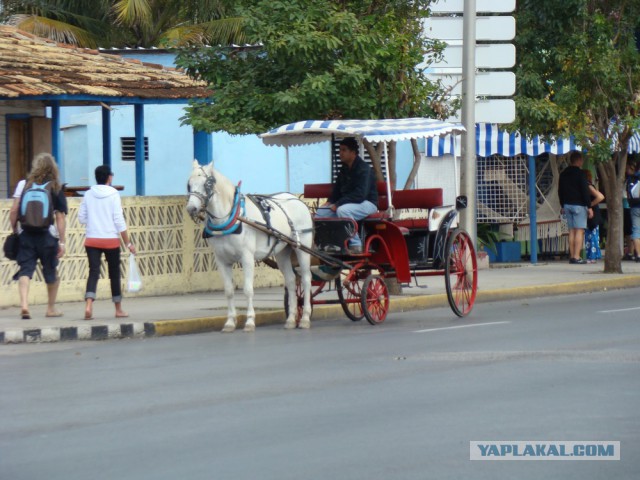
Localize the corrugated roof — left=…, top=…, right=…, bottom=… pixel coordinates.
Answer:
left=0, top=26, right=210, bottom=101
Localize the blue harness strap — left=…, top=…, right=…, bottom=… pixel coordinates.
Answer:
left=203, top=186, right=245, bottom=238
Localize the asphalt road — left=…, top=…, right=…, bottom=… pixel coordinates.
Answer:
left=1, top=289, right=639, bottom=480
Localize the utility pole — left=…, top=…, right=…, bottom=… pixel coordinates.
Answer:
left=461, top=0, right=477, bottom=246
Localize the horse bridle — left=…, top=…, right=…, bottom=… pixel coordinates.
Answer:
left=189, top=166, right=240, bottom=224
left=188, top=167, right=217, bottom=217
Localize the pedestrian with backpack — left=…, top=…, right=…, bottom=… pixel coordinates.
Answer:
left=9, top=153, right=68, bottom=319
left=78, top=165, right=136, bottom=320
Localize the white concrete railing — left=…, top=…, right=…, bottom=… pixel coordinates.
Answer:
left=0, top=195, right=286, bottom=308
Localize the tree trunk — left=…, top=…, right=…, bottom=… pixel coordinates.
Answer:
left=403, top=139, right=422, bottom=190
left=363, top=139, right=397, bottom=189
left=599, top=160, right=624, bottom=273
left=388, top=141, right=397, bottom=190
left=363, top=140, right=384, bottom=182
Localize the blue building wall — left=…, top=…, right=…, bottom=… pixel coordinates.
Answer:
left=58, top=51, right=417, bottom=196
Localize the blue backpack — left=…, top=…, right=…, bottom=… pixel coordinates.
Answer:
left=19, top=181, right=54, bottom=231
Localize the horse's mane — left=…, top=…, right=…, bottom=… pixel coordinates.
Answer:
left=202, top=163, right=236, bottom=203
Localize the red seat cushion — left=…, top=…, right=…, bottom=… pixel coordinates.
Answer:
left=391, top=189, right=443, bottom=209
left=304, top=183, right=333, bottom=199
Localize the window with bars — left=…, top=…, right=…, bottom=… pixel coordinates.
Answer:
left=121, top=137, right=149, bottom=161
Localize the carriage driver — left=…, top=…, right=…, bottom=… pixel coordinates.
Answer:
left=315, top=137, right=378, bottom=253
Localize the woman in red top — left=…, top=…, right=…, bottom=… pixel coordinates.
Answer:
left=78, top=165, right=136, bottom=320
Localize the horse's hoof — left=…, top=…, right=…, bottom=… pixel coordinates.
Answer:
left=298, top=320, right=311, bottom=329
left=221, top=323, right=236, bottom=333
left=243, top=323, right=255, bottom=332
left=284, top=320, right=296, bottom=329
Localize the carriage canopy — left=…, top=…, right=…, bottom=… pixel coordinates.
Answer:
left=260, top=117, right=465, bottom=147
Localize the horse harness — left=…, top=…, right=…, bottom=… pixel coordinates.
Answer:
left=246, top=193, right=302, bottom=257
left=190, top=168, right=308, bottom=252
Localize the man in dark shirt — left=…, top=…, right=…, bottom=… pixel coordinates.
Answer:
left=315, top=137, right=378, bottom=253
left=558, top=151, right=593, bottom=264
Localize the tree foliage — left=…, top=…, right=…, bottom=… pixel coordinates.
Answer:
left=177, top=0, right=453, bottom=136
left=514, top=0, right=640, bottom=272
left=0, top=0, right=246, bottom=47
left=0, top=0, right=112, bottom=47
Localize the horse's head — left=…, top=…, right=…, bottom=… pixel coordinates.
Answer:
left=186, top=161, right=216, bottom=223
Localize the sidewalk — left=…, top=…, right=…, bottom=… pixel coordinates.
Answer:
left=2, top=259, right=640, bottom=344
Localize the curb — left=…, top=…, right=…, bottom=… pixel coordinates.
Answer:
left=0, top=322, right=151, bottom=344
left=3, top=276, right=640, bottom=344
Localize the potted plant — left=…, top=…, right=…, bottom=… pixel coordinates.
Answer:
left=477, top=223, right=503, bottom=262
left=477, top=224, right=520, bottom=263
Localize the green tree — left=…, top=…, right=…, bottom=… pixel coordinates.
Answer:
left=0, top=0, right=111, bottom=47
left=0, top=0, right=245, bottom=48
left=111, top=0, right=245, bottom=47
left=514, top=0, right=640, bottom=273
left=177, top=0, right=454, bottom=189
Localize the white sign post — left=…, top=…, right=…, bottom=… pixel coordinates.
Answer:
left=423, top=1, right=516, bottom=124
left=424, top=0, right=516, bottom=248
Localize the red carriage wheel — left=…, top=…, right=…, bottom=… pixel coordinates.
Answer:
left=360, top=274, right=389, bottom=325
left=444, top=229, right=478, bottom=317
left=336, top=276, right=365, bottom=322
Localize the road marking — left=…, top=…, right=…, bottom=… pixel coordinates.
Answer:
left=414, top=321, right=510, bottom=333
left=598, top=307, right=640, bottom=314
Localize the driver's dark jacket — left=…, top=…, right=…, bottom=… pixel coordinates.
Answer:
left=329, top=156, right=378, bottom=207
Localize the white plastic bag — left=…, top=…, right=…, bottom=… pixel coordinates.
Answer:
left=127, top=254, right=142, bottom=293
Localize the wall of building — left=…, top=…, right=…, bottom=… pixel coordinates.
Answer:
left=56, top=50, right=418, bottom=196
left=60, top=105, right=418, bottom=196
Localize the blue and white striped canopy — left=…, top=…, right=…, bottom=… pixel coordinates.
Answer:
left=476, top=123, right=579, bottom=157
left=260, top=118, right=466, bottom=147
left=426, top=124, right=580, bottom=157
left=610, top=126, right=640, bottom=154
left=629, top=134, right=640, bottom=153
left=426, top=123, right=640, bottom=157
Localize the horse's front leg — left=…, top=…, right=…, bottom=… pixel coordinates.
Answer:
left=219, top=262, right=238, bottom=333
left=241, top=253, right=256, bottom=332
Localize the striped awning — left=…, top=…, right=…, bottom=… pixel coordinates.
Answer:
left=629, top=133, right=640, bottom=153
left=260, top=118, right=466, bottom=147
left=425, top=124, right=580, bottom=157
left=611, top=125, right=640, bottom=153
left=476, top=124, right=579, bottom=157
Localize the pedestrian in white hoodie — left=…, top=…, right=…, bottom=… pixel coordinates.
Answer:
left=78, top=165, right=136, bottom=320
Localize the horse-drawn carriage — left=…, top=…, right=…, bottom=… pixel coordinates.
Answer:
left=187, top=118, right=477, bottom=332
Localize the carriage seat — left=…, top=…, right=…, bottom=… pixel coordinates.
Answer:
left=304, top=183, right=443, bottom=227
left=304, top=181, right=389, bottom=212
left=305, top=182, right=443, bottom=245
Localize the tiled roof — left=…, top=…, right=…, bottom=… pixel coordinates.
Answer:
left=0, top=26, right=210, bottom=101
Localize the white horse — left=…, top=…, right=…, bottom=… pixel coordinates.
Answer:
left=186, top=161, right=313, bottom=332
